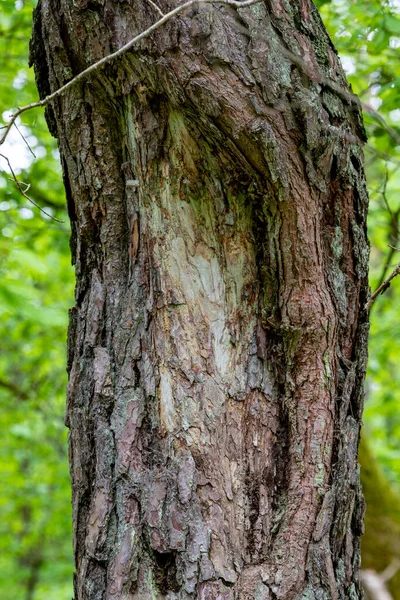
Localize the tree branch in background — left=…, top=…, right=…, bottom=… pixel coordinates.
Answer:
left=0, top=378, right=29, bottom=401
left=0, top=153, right=64, bottom=222
left=366, top=259, right=400, bottom=312
left=13, top=120, right=36, bottom=158
left=361, top=561, right=400, bottom=600
left=362, top=102, right=400, bottom=147
left=365, top=145, right=400, bottom=168
left=375, top=169, right=400, bottom=288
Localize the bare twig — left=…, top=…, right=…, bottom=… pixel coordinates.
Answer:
left=380, top=168, right=394, bottom=223
left=361, top=562, right=399, bottom=600
left=0, top=153, right=64, bottom=222
left=280, top=46, right=361, bottom=110
left=362, top=102, right=400, bottom=147
left=0, top=378, right=30, bottom=401
left=381, top=560, right=400, bottom=584
left=365, top=259, right=400, bottom=312
left=145, top=0, right=165, bottom=17
left=0, top=0, right=261, bottom=148
left=361, top=569, right=394, bottom=600
left=375, top=169, right=400, bottom=288
left=365, top=145, right=400, bottom=168
left=14, top=121, right=36, bottom=158
left=377, top=246, right=400, bottom=290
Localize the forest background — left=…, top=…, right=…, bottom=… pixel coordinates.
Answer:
left=1, top=0, right=400, bottom=598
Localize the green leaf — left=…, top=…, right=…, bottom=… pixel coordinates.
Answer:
left=385, top=15, right=400, bottom=35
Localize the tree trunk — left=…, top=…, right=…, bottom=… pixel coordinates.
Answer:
left=30, top=0, right=370, bottom=598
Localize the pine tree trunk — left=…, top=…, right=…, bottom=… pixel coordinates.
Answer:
left=31, top=0, right=370, bottom=598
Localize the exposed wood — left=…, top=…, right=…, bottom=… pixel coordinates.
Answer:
left=31, top=0, right=370, bottom=598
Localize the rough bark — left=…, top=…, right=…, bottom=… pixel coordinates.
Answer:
left=30, top=0, right=370, bottom=598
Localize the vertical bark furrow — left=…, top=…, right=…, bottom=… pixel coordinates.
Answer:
left=32, top=0, right=369, bottom=598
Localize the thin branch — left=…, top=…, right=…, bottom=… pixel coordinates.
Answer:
left=362, top=101, right=400, bottom=147
left=365, top=260, right=400, bottom=312
left=361, top=561, right=399, bottom=600
left=376, top=168, right=400, bottom=288
left=145, top=0, right=165, bottom=17
left=14, top=121, right=36, bottom=158
left=280, top=46, right=361, bottom=110
left=0, top=153, right=64, bottom=222
left=377, top=246, right=399, bottom=290
left=0, top=378, right=30, bottom=401
left=380, top=168, right=393, bottom=223
left=361, top=569, right=394, bottom=600
left=365, top=145, right=400, bottom=168
left=381, top=560, right=400, bottom=584
left=0, top=0, right=261, bottom=148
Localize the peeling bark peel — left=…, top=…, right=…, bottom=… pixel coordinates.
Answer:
left=31, top=0, right=369, bottom=598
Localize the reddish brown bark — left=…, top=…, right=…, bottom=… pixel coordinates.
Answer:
left=31, top=0, right=369, bottom=598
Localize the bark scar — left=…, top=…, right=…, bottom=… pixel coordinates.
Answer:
left=130, top=217, right=140, bottom=262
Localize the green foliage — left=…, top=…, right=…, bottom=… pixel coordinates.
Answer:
left=0, top=1, right=74, bottom=598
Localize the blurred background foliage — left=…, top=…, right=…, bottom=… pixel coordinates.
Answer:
left=0, top=1, right=74, bottom=598
left=0, top=0, right=400, bottom=598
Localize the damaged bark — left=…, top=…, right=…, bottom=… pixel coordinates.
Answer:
left=30, top=0, right=370, bottom=598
